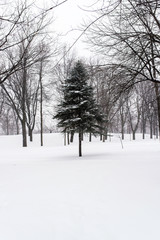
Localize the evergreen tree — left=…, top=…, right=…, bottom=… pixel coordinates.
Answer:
left=54, top=60, right=103, bottom=157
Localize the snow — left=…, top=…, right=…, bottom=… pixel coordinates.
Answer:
left=0, top=133, right=160, bottom=240
left=70, top=90, right=81, bottom=94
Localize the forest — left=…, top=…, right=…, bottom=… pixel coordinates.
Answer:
left=0, top=0, right=159, bottom=148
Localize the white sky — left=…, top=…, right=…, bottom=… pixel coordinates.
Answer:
left=52, top=0, right=99, bottom=58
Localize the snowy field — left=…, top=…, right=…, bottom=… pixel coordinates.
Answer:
left=0, top=133, right=160, bottom=240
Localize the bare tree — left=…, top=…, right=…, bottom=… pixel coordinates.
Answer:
left=0, top=0, right=68, bottom=85
left=117, top=94, right=129, bottom=140
left=85, top=0, right=160, bottom=136
left=0, top=7, right=54, bottom=146
left=36, top=42, right=53, bottom=146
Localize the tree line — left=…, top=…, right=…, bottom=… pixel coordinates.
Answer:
left=0, top=0, right=159, bottom=156
left=0, top=0, right=63, bottom=146
left=84, top=0, right=160, bottom=138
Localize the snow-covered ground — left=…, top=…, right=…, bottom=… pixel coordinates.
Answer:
left=0, top=133, right=160, bottom=240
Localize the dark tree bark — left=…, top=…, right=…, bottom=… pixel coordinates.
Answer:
left=132, top=130, right=136, bottom=140
left=70, top=131, right=74, bottom=143
left=39, top=60, right=43, bottom=146
left=22, top=57, right=27, bottom=147
left=89, top=132, right=92, bottom=142
left=79, top=130, right=82, bottom=157
left=67, top=132, right=70, bottom=145
left=154, top=83, right=160, bottom=139
left=28, top=128, right=33, bottom=142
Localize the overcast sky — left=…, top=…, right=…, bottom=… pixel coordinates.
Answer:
left=52, top=0, right=98, bottom=58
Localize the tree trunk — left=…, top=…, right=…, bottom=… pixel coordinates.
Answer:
left=150, top=122, right=153, bottom=139
left=153, top=116, right=159, bottom=139
left=142, top=120, right=146, bottom=140
left=22, top=120, right=27, bottom=147
left=120, top=112, right=125, bottom=140
left=154, top=83, right=160, bottom=139
left=89, top=132, right=92, bottom=142
left=64, top=132, right=66, bottom=146
left=100, top=124, right=103, bottom=141
left=142, top=129, right=145, bottom=140
left=70, top=131, right=74, bottom=143
left=79, top=130, right=82, bottom=157
left=6, top=117, right=9, bottom=135
left=156, top=127, right=159, bottom=139
left=121, top=128, right=124, bottom=140
left=151, top=39, right=160, bottom=139
left=29, top=128, right=33, bottom=142
left=67, top=132, right=70, bottom=145
left=81, top=131, right=83, bottom=141
left=100, top=133, right=102, bottom=141
left=105, top=127, right=108, bottom=140
left=22, top=56, right=27, bottom=147
left=132, top=131, right=136, bottom=140
left=16, top=118, right=19, bottom=135
left=39, top=60, right=43, bottom=146
left=103, top=134, right=105, bottom=142
left=141, top=110, right=146, bottom=140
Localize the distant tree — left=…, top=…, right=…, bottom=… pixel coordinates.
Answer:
left=0, top=0, right=67, bottom=85
left=37, top=41, right=52, bottom=147
left=127, top=87, right=142, bottom=140
left=85, top=0, right=160, bottom=137
left=54, top=61, right=103, bottom=157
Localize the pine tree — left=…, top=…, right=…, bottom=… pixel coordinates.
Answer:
left=54, top=61, right=103, bottom=157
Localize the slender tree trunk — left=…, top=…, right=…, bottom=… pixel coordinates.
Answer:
left=100, top=124, right=103, bottom=141
left=16, top=117, right=19, bottom=135
left=64, top=131, right=66, bottom=146
left=153, top=115, right=159, bottom=139
left=79, top=130, right=82, bottom=157
left=156, top=126, right=159, bottom=139
left=141, top=108, right=146, bottom=140
left=6, top=110, right=10, bottom=135
left=150, top=122, right=153, bottom=139
left=105, top=127, right=108, bottom=140
left=121, top=127, right=124, bottom=140
left=89, top=132, right=92, bottom=142
left=142, top=120, right=146, bottom=140
left=6, top=117, right=9, bottom=135
left=39, top=60, right=43, bottom=146
left=103, top=134, right=105, bottom=142
left=29, top=128, right=33, bottom=142
left=142, top=128, right=145, bottom=140
left=154, top=83, right=160, bottom=139
left=70, top=131, right=74, bottom=143
left=120, top=109, right=125, bottom=140
left=100, top=133, right=102, bottom=141
left=67, top=132, right=70, bottom=145
left=22, top=57, right=27, bottom=147
left=81, top=131, right=83, bottom=141
left=151, top=40, right=160, bottom=139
